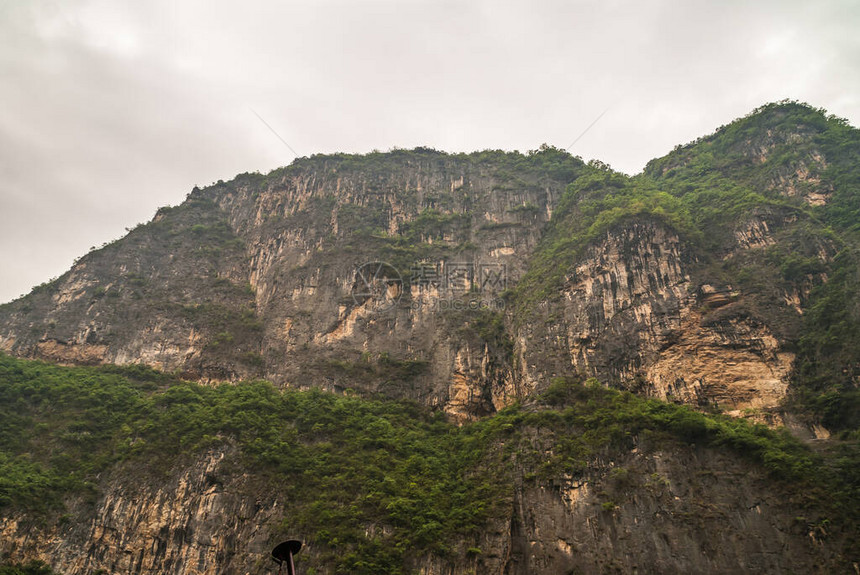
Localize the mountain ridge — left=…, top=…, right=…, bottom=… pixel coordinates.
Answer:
left=3, top=101, right=859, bottom=425
left=1, top=100, right=859, bottom=574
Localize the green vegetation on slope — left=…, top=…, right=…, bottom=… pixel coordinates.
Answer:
left=0, top=353, right=507, bottom=572
left=643, top=101, right=860, bottom=232
left=1, top=354, right=858, bottom=572
left=515, top=133, right=813, bottom=314
left=0, top=561, right=58, bottom=575
left=513, top=162, right=701, bottom=313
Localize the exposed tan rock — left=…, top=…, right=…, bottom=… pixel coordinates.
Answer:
left=0, top=335, right=15, bottom=352
left=767, top=150, right=833, bottom=206
left=0, top=448, right=279, bottom=575
left=35, top=339, right=108, bottom=365
left=560, top=222, right=689, bottom=382
left=645, top=312, right=793, bottom=411
left=519, top=218, right=800, bottom=419
left=733, top=217, right=776, bottom=251
left=445, top=342, right=515, bottom=421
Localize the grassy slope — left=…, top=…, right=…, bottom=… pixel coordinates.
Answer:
left=1, top=353, right=858, bottom=572
left=0, top=562, right=58, bottom=575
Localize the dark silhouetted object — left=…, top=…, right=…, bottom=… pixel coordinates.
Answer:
left=272, top=540, right=302, bottom=575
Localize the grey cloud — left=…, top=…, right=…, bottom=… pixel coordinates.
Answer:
left=1, top=0, right=858, bottom=302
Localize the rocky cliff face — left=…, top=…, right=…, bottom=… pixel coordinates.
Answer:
left=0, top=139, right=830, bottom=423
left=0, top=149, right=580, bottom=419
left=0, top=435, right=839, bottom=575
left=1, top=448, right=279, bottom=575
left=0, top=196, right=260, bottom=381
left=516, top=213, right=822, bottom=423
left=505, top=443, right=836, bottom=575
left=512, top=103, right=846, bottom=424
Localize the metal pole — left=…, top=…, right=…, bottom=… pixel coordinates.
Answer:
left=286, top=550, right=295, bottom=575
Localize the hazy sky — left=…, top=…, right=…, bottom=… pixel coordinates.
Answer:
left=1, top=0, right=858, bottom=303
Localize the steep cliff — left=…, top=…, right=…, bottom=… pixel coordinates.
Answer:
left=514, top=102, right=857, bottom=430
left=3, top=104, right=856, bottom=426
left=0, top=439, right=842, bottom=575
left=0, top=148, right=581, bottom=419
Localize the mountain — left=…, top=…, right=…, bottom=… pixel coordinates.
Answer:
left=0, top=101, right=858, bottom=574
left=0, top=147, right=582, bottom=419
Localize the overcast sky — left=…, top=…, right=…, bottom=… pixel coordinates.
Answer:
left=1, top=0, right=858, bottom=303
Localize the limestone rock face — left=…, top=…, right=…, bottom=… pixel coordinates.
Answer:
left=560, top=221, right=692, bottom=384
left=505, top=444, right=834, bottom=575
left=0, top=442, right=836, bottom=575
left=0, top=152, right=570, bottom=420
left=644, top=311, right=793, bottom=413
left=516, top=217, right=814, bottom=418
left=0, top=147, right=833, bottom=421
left=0, top=448, right=277, bottom=575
